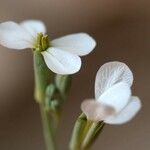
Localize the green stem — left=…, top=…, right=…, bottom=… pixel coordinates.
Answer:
left=40, top=104, right=56, bottom=150
left=33, top=51, right=56, bottom=150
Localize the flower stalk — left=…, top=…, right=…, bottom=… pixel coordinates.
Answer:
left=40, top=104, right=56, bottom=150
left=33, top=51, right=56, bottom=150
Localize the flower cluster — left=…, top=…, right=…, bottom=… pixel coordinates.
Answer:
left=0, top=19, right=142, bottom=150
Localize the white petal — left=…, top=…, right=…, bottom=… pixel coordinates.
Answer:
left=81, top=99, right=115, bottom=122
left=42, top=47, right=81, bottom=74
left=95, top=61, right=133, bottom=100
left=20, top=20, right=46, bottom=38
left=98, top=82, right=131, bottom=113
left=51, top=33, right=96, bottom=56
left=0, top=22, right=34, bottom=49
left=105, top=96, right=141, bottom=124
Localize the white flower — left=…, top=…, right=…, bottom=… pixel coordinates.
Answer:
left=81, top=62, right=141, bottom=124
left=0, top=20, right=96, bottom=74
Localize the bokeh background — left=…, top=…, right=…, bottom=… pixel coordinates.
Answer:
left=0, top=0, right=150, bottom=149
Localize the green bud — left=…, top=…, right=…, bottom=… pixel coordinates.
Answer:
left=46, top=84, right=56, bottom=98
left=55, top=75, right=72, bottom=99
left=50, top=99, right=60, bottom=111
left=45, top=84, right=56, bottom=110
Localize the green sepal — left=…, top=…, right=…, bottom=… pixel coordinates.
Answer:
left=81, top=121, right=105, bottom=149
left=69, top=113, right=87, bottom=150
left=69, top=113, right=105, bottom=150
left=34, top=51, right=49, bottom=103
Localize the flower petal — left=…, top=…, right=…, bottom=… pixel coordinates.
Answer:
left=98, top=82, right=131, bottom=113
left=51, top=33, right=96, bottom=56
left=20, top=20, right=46, bottom=37
left=105, top=96, right=141, bottom=124
left=81, top=99, right=115, bottom=122
left=95, top=61, right=133, bottom=100
left=0, top=21, right=34, bottom=49
left=42, top=47, right=81, bottom=74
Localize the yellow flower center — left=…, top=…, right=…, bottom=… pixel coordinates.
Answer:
left=34, top=33, right=50, bottom=52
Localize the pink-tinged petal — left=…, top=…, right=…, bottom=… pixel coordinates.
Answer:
left=81, top=99, right=115, bottom=122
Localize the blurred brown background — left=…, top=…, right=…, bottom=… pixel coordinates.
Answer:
left=0, top=0, right=150, bottom=149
